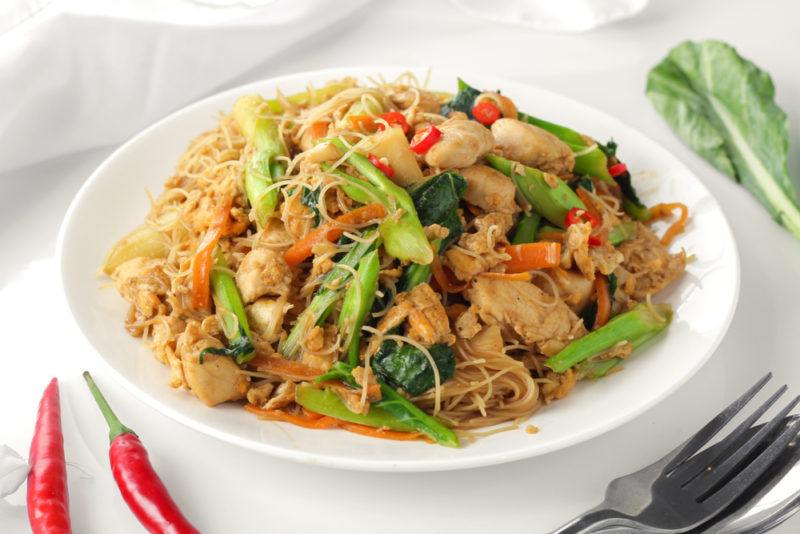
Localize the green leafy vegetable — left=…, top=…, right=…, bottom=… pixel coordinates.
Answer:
left=608, top=221, right=637, bottom=245
left=200, top=327, right=254, bottom=364
left=646, top=40, right=800, bottom=239
left=408, top=171, right=467, bottom=249
left=599, top=139, right=618, bottom=158
left=207, top=249, right=254, bottom=364
left=300, top=186, right=321, bottom=227
left=511, top=213, right=541, bottom=244
left=440, top=78, right=481, bottom=118
left=295, top=385, right=416, bottom=432
left=338, top=251, right=380, bottom=366
left=372, top=341, right=455, bottom=396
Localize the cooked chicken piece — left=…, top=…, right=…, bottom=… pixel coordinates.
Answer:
left=308, top=241, right=338, bottom=281
left=424, top=116, right=494, bottom=169
left=235, top=247, right=292, bottom=304
left=466, top=277, right=586, bottom=356
left=459, top=164, right=519, bottom=214
left=542, top=369, right=576, bottom=402
left=425, top=224, right=450, bottom=242
left=535, top=268, right=594, bottom=314
left=389, top=87, right=442, bottom=114
left=281, top=187, right=314, bottom=240
left=590, top=242, right=625, bottom=277
left=264, top=381, right=296, bottom=410
left=469, top=324, right=504, bottom=354
left=177, top=321, right=248, bottom=406
left=257, top=216, right=294, bottom=251
left=491, top=118, right=575, bottom=178
left=455, top=309, right=481, bottom=339
left=112, top=258, right=170, bottom=319
left=329, top=370, right=381, bottom=415
left=444, top=212, right=513, bottom=281
left=301, top=325, right=338, bottom=371
left=247, top=295, right=291, bottom=343
left=246, top=381, right=275, bottom=407
left=616, top=223, right=686, bottom=299
left=376, top=283, right=454, bottom=346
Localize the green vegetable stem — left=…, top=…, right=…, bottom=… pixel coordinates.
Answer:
left=486, top=153, right=585, bottom=227
left=338, top=250, right=380, bottom=367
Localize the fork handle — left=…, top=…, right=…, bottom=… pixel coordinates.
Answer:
left=550, top=506, right=641, bottom=533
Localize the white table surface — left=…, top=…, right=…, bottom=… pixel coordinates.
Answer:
left=2, top=0, right=799, bottom=532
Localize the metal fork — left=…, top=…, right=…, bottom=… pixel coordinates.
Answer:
left=550, top=374, right=800, bottom=533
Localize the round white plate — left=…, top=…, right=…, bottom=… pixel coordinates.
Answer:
left=58, top=67, right=739, bottom=472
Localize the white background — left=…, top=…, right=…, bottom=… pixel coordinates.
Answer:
left=2, top=0, right=799, bottom=532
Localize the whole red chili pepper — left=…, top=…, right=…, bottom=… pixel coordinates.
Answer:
left=83, top=372, right=200, bottom=534
left=27, top=378, right=72, bottom=534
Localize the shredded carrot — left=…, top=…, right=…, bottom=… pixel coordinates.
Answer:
left=594, top=275, right=611, bottom=329
left=347, top=114, right=376, bottom=132
left=283, top=203, right=386, bottom=266
left=244, top=405, right=338, bottom=429
left=575, top=187, right=602, bottom=220
left=431, top=256, right=467, bottom=293
left=339, top=423, right=425, bottom=442
left=251, top=356, right=325, bottom=381
left=309, top=121, right=329, bottom=140
left=649, top=202, right=688, bottom=246
left=244, top=405, right=427, bottom=441
left=478, top=271, right=532, bottom=282
left=191, top=194, right=233, bottom=309
left=504, top=242, right=561, bottom=273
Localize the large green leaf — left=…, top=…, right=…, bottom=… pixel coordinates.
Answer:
left=646, top=40, right=800, bottom=239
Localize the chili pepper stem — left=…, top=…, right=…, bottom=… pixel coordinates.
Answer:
left=83, top=371, right=136, bottom=442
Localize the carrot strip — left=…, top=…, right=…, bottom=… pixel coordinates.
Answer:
left=251, top=356, right=324, bottom=381
left=244, top=405, right=427, bottom=441
left=648, top=202, right=688, bottom=246
left=283, top=203, right=386, bottom=266
left=478, top=271, right=532, bottom=282
left=431, top=256, right=467, bottom=293
left=191, top=194, right=233, bottom=309
left=575, top=187, right=602, bottom=220
left=339, top=423, right=425, bottom=442
left=594, top=275, right=611, bottom=329
left=504, top=242, right=561, bottom=273
left=244, top=405, right=338, bottom=429
left=309, top=121, right=329, bottom=140
left=347, top=114, right=376, bottom=132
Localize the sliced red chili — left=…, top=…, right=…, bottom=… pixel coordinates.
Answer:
left=376, top=111, right=409, bottom=134
left=564, top=207, right=600, bottom=229
left=471, top=101, right=501, bottom=126
left=368, top=153, right=395, bottom=177
left=409, top=125, right=442, bottom=154
left=588, top=235, right=604, bottom=247
left=608, top=163, right=628, bottom=177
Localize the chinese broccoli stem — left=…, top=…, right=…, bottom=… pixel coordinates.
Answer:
left=233, top=95, right=286, bottom=228
left=279, top=230, right=380, bottom=360
left=546, top=302, right=673, bottom=373
left=330, top=138, right=432, bottom=265
left=486, top=153, right=585, bottom=228
left=295, top=385, right=416, bottom=432
left=338, top=250, right=380, bottom=367
left=512, top=213, right=542, bottom=244
left=206, top=249, right=254, bottom=364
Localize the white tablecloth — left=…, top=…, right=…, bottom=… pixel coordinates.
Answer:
left=2, top=0, right=799, bottom=532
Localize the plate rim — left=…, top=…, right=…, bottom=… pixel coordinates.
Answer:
left=56, top=65, right=741, bottom=472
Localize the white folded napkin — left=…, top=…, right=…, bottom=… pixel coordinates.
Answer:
left=0, top=0, right=370, bottom=173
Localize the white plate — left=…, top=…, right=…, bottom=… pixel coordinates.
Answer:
left=58, top=67, right=740, bottom=472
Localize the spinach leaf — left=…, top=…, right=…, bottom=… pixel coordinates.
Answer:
left=599, top=139, right=618, bottom=158
left=409, top=170, right=467, bottom=249
left=646, top=40, right=800, bottom=239
left=199, top=326, right=254, bottom=365
left=440, top=78, right=481, bottom=118
left=372, top=341, right=455, bottom=396
left=300, top=186, right=321, bottom=227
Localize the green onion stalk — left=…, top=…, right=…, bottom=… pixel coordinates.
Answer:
left=512, top=213, right=542, bottom=244
left=546, top=302, right=673, bottom=374
left=486, top=154, right=585, bottom=228
left=330, top=138, right=432, bottom=265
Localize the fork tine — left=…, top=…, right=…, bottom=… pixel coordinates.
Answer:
left=700, top=416, right=800, bottom=510
left=672, top=384, right=788, bottom=484
left=664, top=373, right=772, bottom=473
left=689, top=395, right=800, bottom=498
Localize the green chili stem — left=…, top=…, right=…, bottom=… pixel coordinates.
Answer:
left=83, top=371, right=136, bottom=442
